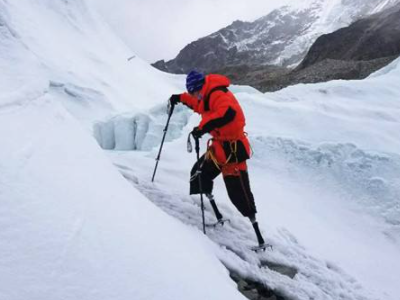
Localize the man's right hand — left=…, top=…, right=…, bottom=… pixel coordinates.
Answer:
left=169, top=94, right=181, bottom=106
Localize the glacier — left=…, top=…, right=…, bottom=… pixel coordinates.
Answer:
left=1, top=1, right=399, bottom=300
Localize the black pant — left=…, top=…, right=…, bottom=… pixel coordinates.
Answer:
left=190, top=155, right=257, bottom=217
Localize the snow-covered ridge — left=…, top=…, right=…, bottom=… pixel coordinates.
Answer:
left=0, top=0, right=179, bottom=115
left=153, top=0, right=400, bottom=73
left=232, top=0, right=400, bottom=66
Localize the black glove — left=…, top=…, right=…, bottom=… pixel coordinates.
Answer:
left=191, top=126, right=204, bottom=139
left=169, top=94, right=181, bottom=106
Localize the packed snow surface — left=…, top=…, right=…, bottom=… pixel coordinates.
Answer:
left=1, top=0, right=400, bottom=300
left=103, top=58, right=400, bottom=300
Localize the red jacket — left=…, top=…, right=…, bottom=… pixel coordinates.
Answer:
left=181, top=74, right=251, bottom=165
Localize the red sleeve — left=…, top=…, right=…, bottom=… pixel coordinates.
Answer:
left=180, top=93, right=201, bottom=113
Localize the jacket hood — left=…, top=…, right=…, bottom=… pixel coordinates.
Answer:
left=202, top=74, right=230, bottom=96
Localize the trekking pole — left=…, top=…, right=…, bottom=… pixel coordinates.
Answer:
left=194, top=136, right=206, bottom=234
left=151, top=102, right=175, bottom=182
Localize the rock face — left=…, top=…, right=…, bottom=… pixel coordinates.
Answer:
left=153, top=0, right=400, bottom=75
left=298, top=2, right=400, bottom=69
left=153, top=5, right=320, bottom=73
left=260, top=56, right=398, bottom=92
left=256, top=2, right=400, bottom=92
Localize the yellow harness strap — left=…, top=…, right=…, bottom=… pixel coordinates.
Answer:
left=205, top=138, right=238, bottom=171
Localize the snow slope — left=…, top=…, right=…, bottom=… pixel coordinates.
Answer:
left=0, top=1, right=244, bottom=300
left=249, top=60, right=400, bottom=298
left=1, top=0, right=400, bottom=300
left=0, top=94, right=245, bottom=300
left=102, top=58, right=400, bottom=300
left=0, top=0, right=179, bottom=119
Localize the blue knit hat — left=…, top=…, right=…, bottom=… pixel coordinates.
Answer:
left=186, top=70, right=205, bottom=94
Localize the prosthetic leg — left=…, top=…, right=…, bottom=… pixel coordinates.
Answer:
left=249, top=214, right=272, bottom=252
left=249, top=214, right=265, bottom=245
left=206, top=193, right=223, bottom=220
left=205, top=193, right=230, bottom=227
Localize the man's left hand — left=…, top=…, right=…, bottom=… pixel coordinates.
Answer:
left=191, top=126, right=204, bottom=139
left=169, top=94, right=181, bottom=106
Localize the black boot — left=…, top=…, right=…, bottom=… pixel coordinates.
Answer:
left=252, top=221, right=265, bottom=246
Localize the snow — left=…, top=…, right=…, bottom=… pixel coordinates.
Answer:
left=1, top=0, right=400, bottom=300
left=102, top=58, right=400, bottom=300
left=240, top=60, right=400, bottom=299
left=0, top=94, right=246, bottom=300
left=0, top=1, right=245, bottom=300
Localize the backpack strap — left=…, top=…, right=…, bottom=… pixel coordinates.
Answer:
left=204, top=86, right=229, bottom=112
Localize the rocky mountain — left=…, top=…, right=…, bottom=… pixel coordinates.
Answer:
left=259, top=2, right=400, bottom=91
left=153, top=0, right=400, bottom=74
left=298, top=2, right=400, bottom=69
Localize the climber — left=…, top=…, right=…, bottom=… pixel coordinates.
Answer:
left=169, top=70, right=266, bottom=248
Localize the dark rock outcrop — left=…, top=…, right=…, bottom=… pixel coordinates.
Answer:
left=228, top=2, right=400, bottom=92
left=298, top=2, right=400, bottom=70
left=260, top=56, right=398, bottom=92
left=255, top=3, right=400, bottom=92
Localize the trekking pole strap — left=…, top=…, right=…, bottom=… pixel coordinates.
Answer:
left=187, top=133, right=193, bottom=153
